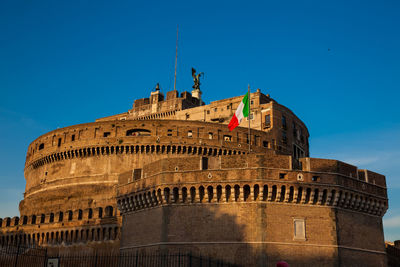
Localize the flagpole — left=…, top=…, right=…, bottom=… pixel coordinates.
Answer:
left=174, top=25, right=178, bottom=91
left=248, top=84, right=251, bottom=154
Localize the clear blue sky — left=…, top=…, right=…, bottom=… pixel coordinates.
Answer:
left=1, top=0, right=399, bottom=241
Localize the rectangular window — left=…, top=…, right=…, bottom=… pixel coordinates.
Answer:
left=188, top=130, right=193, bottom=138
left=208, top=132, right=213, bottom=139
left=264, top=114, right=271, bottom=128
left=132, top=169, right=142, bottom=181
left=71, top=134, right=75, bottom=141
left=293, top=219, right=306, bottom=240
left=103, top=132, right=111, bottom=137
left=201, top=157, right=208, bottom=170
left=282, top=115, right=287, bottom=130
left=263, top=141, right=269, bottom=148
left=57, top=138, right=62, bottom=147
left=167, top=129, right=173, bottom=136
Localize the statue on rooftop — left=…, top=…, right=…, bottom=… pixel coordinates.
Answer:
left=192, top=68, right=204, bottom=90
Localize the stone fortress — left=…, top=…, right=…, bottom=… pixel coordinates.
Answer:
left=0, top=80, right=389, bottom=266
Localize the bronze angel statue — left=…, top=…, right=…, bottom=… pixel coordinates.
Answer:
left=192, top=68, right=204, bottom=90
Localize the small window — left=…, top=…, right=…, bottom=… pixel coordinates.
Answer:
left=263, top=141, right=269, bottom=148
left=58, top=212, right=63, bottom=222
left=57, top=138, right=62, bottom=147
left=68, top=211, right=73, bottom=221
left=186, top=113, right=190, bottom=119
left=201, top=157, right=208, bottom=170
left=312, top=176, right=319, bottom=182
left=294, top=219, right=306, bottom=240
left=78, top=210, right=82, bottom=220
left=207, top=110, right=210, bottom=114
left=88, top=208, right=93, bottom=219
left=282, top=116, right=287, bottom=130
left=279, top=173, right=286, bottom=179
left=251, top=100, right=254, bottom=105
left=264, top=114, right=271, bottom=128
left=103, top=132, right=111, bottom=137
left=208, top=132, right=213, bottom=139
left=214, top=108, right=217, bottom=112
left=49, top=213, right=54, bottom=223
left=38, top=143, right=45, bottom=150
left=71, top=134, right=75, bottom=141
left=40, top=214, right=45, bottom=223
left=132, top=169, right=142, bottom=181
left=223, top=135, right=232, bottom=141
left=188, top=130, right=193, bottom=138
left=167, top=129, right=172, bottom=136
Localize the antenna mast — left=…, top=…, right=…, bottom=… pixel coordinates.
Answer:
left=174, top=25, right=179, bottom=91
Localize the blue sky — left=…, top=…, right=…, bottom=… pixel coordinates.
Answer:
left=0, top=1, right=399, bottom=241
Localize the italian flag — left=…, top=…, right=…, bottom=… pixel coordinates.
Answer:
left=228, top=92, right=249, bottom=131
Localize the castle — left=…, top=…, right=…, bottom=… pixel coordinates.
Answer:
left=0, top=83, right=388, bottom=266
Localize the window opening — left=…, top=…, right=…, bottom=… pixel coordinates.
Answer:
left=201, top=157, right=208, bottom=170
left=133, top=169, right=142, bottom=181
left=282, top=116, right=287, bottom=130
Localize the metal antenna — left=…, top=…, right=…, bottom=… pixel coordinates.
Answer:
left=174, top=25, right=179, bottom=91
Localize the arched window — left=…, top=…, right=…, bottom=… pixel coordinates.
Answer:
left=40, top=214, right=45, bottom=224
left=31, top=215, right=36, bottom=224
left=243, top=185, right=250, bottom=201
left=49, top=213, right=54, bottom=223
left=58, top=212, right=63, bottom=222
left=234, top=185, right=240, bottom=201
left=199, top=186, right=205, bottom=203
left=173, top=188, right=179, bottom=203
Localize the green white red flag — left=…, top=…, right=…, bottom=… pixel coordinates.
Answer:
left=228, top=92, right=249, bottom=131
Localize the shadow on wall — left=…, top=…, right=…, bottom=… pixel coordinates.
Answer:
left=121, top=204, right=337, bottom=267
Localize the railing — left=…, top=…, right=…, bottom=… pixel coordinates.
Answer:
left=0, top=244, right=240, bottom=267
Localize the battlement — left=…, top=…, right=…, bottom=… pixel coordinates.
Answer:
left=117, top=154, right=387, bottom=206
